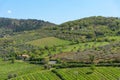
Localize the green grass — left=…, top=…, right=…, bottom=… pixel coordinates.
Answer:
left=26, top=37, right=71, bottom=48
left=0, top=59, right=43, bottom=80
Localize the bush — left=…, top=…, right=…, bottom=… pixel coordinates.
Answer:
left=90, top=64, right=96, bottom=72
left=8, top=73, right=17, bottom=79
left=13, top=73, right=17, bottom=77
left=8, top=74, right=13, bottom=79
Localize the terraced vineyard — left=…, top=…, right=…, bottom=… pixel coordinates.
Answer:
left=11, top=71, right=61, bottom=80
left=26, top=37, right=71, bottom=48
left=11, top=67, right=120, bottom=80
left=55, top=67, right=120, bottom=80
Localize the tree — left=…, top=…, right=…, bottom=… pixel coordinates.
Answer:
left=89, top=55, right=95, bottom=64
left=90, top=64, right=96, bottom=73
left=11, top=57, right=15, bottom=64
left=44, top=64, right=52, bottom=70
left=42, top=57, right=49, bottom=64
left=44, top=45, right=49, bottom=50
left=42, top=57, right=51, bottom=70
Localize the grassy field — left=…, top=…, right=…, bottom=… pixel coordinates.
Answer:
left=26, top=37, right=71, bottom=48
left=11, top=67, right=120, bottom=80
left=0, top=59, right=43, bottom=80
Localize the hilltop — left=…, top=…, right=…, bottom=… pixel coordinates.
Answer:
left=0, top=17, right=55, bottom=37
left=49, top=16, right=120, bottom=42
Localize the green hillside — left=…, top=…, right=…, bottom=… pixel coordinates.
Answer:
left=48, top=16, right=120, bottom=42
left=0, top=17, right=55, bottom=32
left=26, top=37, right=71, bottom=48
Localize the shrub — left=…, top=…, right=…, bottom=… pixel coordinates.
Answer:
left=8, top=74, right=13, bottom=79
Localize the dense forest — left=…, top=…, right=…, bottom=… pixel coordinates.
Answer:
left=0, top=17, right=55, bottom=37
left=48, top=16, right=120, bottom=42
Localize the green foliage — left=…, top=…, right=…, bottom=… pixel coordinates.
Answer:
left=42, top=57, right=49, bottom=64
left=53, top=16, right=120, bottom=42
left=0, top=17, right=55, bottom=32
left=8, top=73, right=17, bottom=79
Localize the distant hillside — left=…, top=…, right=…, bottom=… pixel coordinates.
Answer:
left=0, top=17, right=56, bottom=32
left=59, top=16, right=120, bottom=31
left=49, top=16, right=120, bottom=42
left=0, top=16, right=120, bottom=61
